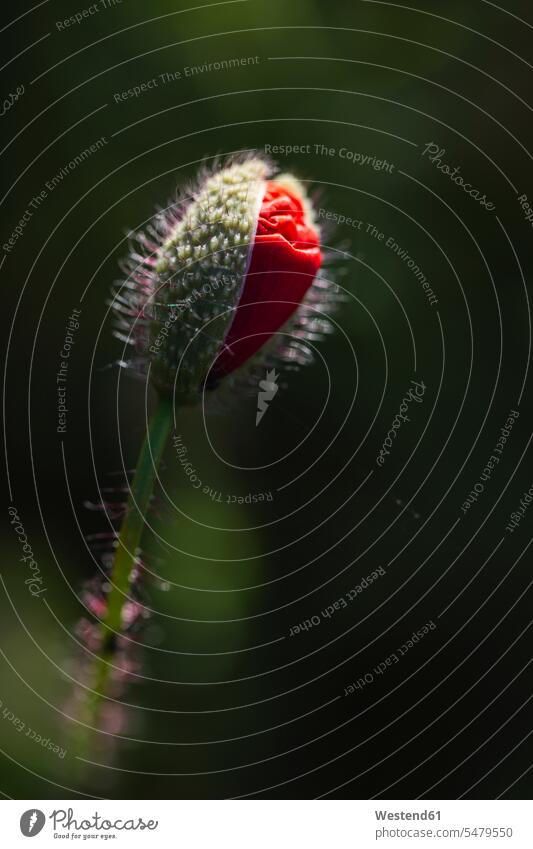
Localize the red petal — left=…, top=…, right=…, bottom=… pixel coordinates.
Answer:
left=212, top=181, right=321, bottom=378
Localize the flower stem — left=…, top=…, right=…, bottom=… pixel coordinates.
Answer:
left=81, top=394, right=173, bottom=749
left=103, top=394, right=173, bottom=637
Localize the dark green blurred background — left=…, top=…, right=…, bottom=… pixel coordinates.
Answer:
left=2, top=0, right=532, bottom=799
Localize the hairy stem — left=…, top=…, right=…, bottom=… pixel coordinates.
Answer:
left=80, top=394, right=173, bottom=749
left=103, top=395, right=172, bottom=636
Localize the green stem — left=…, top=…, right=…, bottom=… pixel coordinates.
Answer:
left=104, top=394, right=173, bottom=637
left=81, top=394, right=173, bottom=748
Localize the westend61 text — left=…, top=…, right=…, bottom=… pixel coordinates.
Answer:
left=375, top=810, right=441, bottom=821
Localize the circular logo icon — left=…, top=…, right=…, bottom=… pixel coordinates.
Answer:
left=20, top=810, right=46, bottom=837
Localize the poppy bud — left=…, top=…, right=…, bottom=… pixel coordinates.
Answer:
left=77, top=157, right=340, bottom=746
left=117, top=156, right=333, bottom=404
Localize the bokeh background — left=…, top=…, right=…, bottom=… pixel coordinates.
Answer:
left=1, top=0, right=532, bottom=799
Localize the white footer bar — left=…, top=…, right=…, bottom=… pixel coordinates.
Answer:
left=2, top=799, right=531, bottom=848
